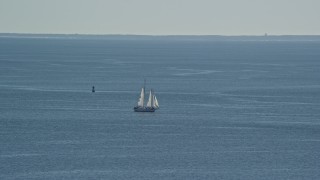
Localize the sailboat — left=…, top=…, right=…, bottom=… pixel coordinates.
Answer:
left=134, top=81, right=159, bottom=112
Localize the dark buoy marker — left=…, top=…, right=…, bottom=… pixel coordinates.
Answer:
left=92, top=86, right=95, bottom=93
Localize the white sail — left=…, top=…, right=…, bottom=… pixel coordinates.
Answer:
left=146, top=90, right=153, bottom=107
left=137, top=88, right=144, bottom=107
left=153, top=95, right=159, bottom=108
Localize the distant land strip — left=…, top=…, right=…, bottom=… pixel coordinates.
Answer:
left=1, top=33, right=320, bottom=41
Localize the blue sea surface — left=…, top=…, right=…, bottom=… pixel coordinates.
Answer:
left=1, top=37, right=320, bottom=179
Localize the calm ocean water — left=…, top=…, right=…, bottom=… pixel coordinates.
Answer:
left=1, top=37, right=320, bottom=179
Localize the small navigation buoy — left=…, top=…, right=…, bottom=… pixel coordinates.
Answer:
left=92, top=86, right=95, bottom=93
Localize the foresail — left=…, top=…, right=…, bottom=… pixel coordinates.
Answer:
left=146, top=90, right=153, bottom=107
left=137, top=88, right=144, bottom=106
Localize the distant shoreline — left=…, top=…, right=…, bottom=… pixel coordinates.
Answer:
left=1, top=33, right=320, bottom=41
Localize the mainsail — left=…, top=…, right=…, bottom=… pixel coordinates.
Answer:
left=153, top=95, right=159, bottom=109
left=137, top=88, right=144, bottom=107
left=146, top=90, right=153, bottom=107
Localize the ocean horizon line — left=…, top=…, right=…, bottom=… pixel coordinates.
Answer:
left=1, top=33, right=320, bottom=41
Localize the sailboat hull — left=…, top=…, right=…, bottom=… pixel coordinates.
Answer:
left=134, top=106, right=155, bottom=112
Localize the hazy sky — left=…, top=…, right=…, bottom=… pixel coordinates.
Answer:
left=0, top=0, right=319, bottom=35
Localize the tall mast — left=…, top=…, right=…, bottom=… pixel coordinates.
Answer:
left=151, top=89, right=153, bottom=106
left=144, top=79, right=146, bottom=106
